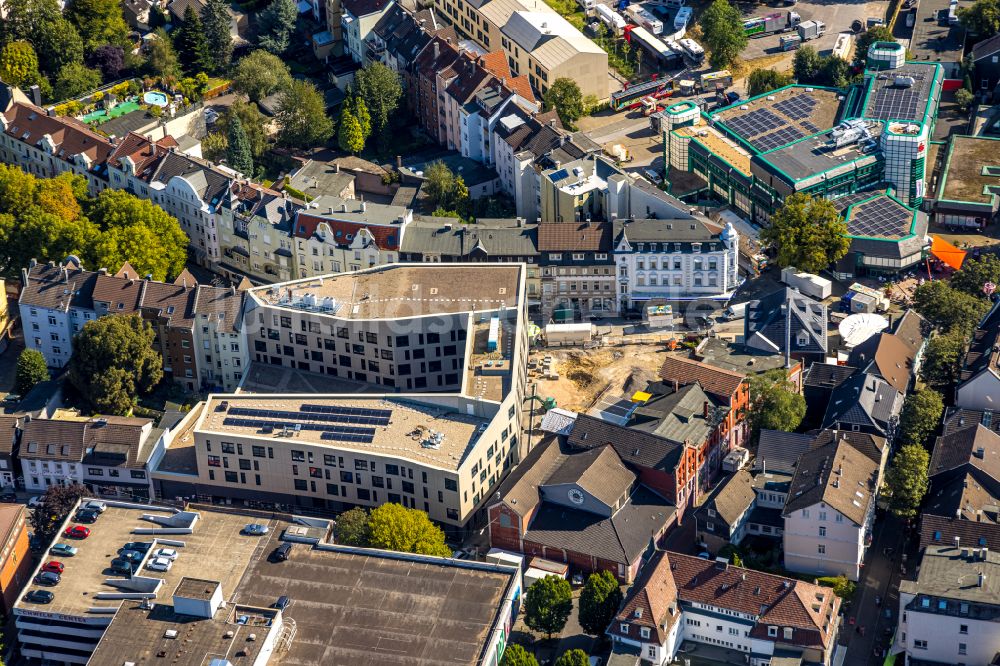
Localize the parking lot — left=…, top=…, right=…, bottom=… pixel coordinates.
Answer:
left=738, top=0, right=891, bottom=60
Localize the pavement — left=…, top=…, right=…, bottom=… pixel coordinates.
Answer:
left=738, top=0, right=891, bottom=60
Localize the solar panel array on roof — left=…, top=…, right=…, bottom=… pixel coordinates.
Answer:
left=983, top=166, right=1000, bottom=177
left=802, top=121, right=821, bottom=134
left=229, top=406, right=390, bottom=426
left=850, top=196, right=912, bottom=238
left=222, top=417, right=376, bottom=442
left=753, top=127, right=805, bottom=152
left=773, top=94, right=818, bottom=120
left=724, top=109, right=784, bottom=139
left=548, top=168, right=569, bottom=182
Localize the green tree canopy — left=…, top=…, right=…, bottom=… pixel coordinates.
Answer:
left=337, top=107, right=365, bottom=154
left=257, top=0, right=297, bottom=54
left=898, top=389, right=944, bottom=448
left=226, top=115, right=254, bottom=176
left=0, top=41, right=46, bottom=90
left=335, top=507, right=371, bottom=546
left=502, top=644, right=540, bottom=666
left=821, top=55, right=852, bottom=88
left=951, top=255, right=1000, bottom=297
left=855, top=25, right=895, bottom=67
left=15, top=348, right=49, bottom=396
left=913, top=280, right=990, bottom=334
left=921, top=327, right=967, bottom=386
left=68, top=313, right=163, bottom=414
left=87, top=189, right=188, bottom=281
left=884, top=444, right=930, bottom=520
left=579, top=570, right=623, bottom=635
left=145, top=29, right=180, bottom=78
left=960, top=0, right=1000, bottom=37
left=174, top=5, right=212, bottom=76
left=955, top=87, right=976, bottom=111
left=747, top=69, right=793, bottom=98
left=543, top=78, right=584, bottom=130
left=2, top=0, right=85, bottom=79
left=761, top=193, right=850, bottom=272
left=366, top=503, right=451, bottom=556
left=748, top=369, right=806, bottom=441
left=553, top=650, right=589, bottom=666
left=276, top=79, right=334, bottom=148
left=701, top=0, right=747, bottom=69
left=231, top=50, right=293, bottom=102
left=352, top=95, right=372, bottom=141
left=202, top=0, right=234, bottom=73
left=793, top=45, right=823, bottom=82
left=218, top=100, right=270, bottom=158
left=354, top=62, right=402, bottom=135
left=54, top=62, right=102, bottom=101
left=30, top=483, right=87, bottom=540
left=65, top=0, right=130, bottom=51
left=524, top=575, right=573, bottom=639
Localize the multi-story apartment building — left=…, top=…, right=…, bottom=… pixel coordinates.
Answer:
left=782, top=434, right=882, bottom=581
left=658, top=355, right=750, bottom=452
left=0, top=416, right=19, bottom=488
left=292, top=199, right=410, bottom=277
left=608, top=551, right=841, bottom=666
left=217, top=183, right=302, bottom=285
left=537, top=221, right=615, bottom=321
left=154, top=263, right=530, bottom=527
left=428, top=0, right=608, bottom=99
left=342, top=0, right=395, bottom=63
left=896, top=545, right=1000, bottom=665
left=613, top=218, right=741, bottom=312
left=19, top=259, right=248, bottom=391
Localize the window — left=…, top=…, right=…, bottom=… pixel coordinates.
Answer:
left=835, top=513, right=844, bottom=523
left=819, top=526, right=826, bottom=537
left=620, top=623, right=629, bottom=634
left=207, top=456, right=221, bottom=467
left=640, top=627, right=650, bottom=639
left=291, top=450, right=305, bottom=462
left=783, top=627, right=793, bottom=640
left=225, top=471, right=238, bottom=483
left=88, top=468, right=104, bottom=476
left=446, top=508, right=459, bottom=520
left=340, top=471, right=353, bottom=483
left=402, top=481, right=415, bottom=494
left=326, top=483, right=339, bottom=496
left=357, top=488, right=371, bottom=501
left=818, top=544, right=826, bottom=554
left=960, top=624, right=968, bottom=634
left=767, top=626, right=777, bottom=637
left=914, top=640, right=927, bottom=650
left=294, top=479, right=308, bottom=491
left=819, top=511, right=827, bottom=521
left=252, top=446, right=266, bottom=458
left=444, top=478, right=458, bottom=491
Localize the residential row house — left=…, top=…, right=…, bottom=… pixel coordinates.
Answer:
left=956, top=301, right=1000, bottom=412
left=19, top=259, right=248, bottom=391
left=536, top=221, right=615, bottom=322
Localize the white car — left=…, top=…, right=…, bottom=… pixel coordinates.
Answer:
left=27, top=496, right=42, bottom=508
left=146, top=557, right=173, bottom=572
left=152, top=548, right=178, bottom=561
left=84, top=500, right=107, bottom=513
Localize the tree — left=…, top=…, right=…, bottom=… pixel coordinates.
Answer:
left=961, top=0, right=1000, bottom=36
left=701, top=0, right=747, bottom=69
left=218, top=100, right=270, bottom=159
left=502, top=645, right=539, bottom=666
left=174, top=6, right=212, bottom=76
left=231, top=50, right=292, bottom=102
left=365, top=503, right=451, bottom=556
left=524, top=575, right=573, bottom=639
left=921, top=327, right=967, bottom=385
left=30, top=484, right=87, bottom=541
left=275, top=79, right=334, bottom=148
left=352, top=96, right=372, bottom=141
left=884, top=444, right=929, bottom=520
left=0, top=41, right=45, bottom=90
left=898, top=389, right=944, bottom=448
left=68, top=313, right=163, bottom=415
left=855, top=25, right=895, bottom=67
left=226, top=115, right=254, bottom=175
left=354, top=62, right=402, bottom=135
left=33, top=17, right=86, bottom=79
left=793, top=46, right=823, bottom=83
left=951, top=254, right=1000, bottom=297
left=760, top=193, right=850, bottom=273
left=54, top=62, right=102, bottom=100
left=146, top=29, right=180, bottom=78
left=257, top=0, right=298, bottom=54
left=578, top=570, right=623, bottom=635
left=543, top=78, right=584, bottom=130
left=86, top=45, right=125, bottom=82
left=554, top=650, right=589, bottom=666
left=913, top=280, right=990, bottom=335
left=748, top=369, right=806, bottom=441
left=202, top=0, right=234, bottom=73
left=425, top=160, right=456, bottom=208
left=337, top=107, right=365, bottom=154
left=821, top=55, right=851, bottom=88
left=747, top=69, right=793, bottom=98
left=15, top=348, right=49, bottom=396
left=335, top=507, right=370, bottom=546
left=65, top=0, right=129, bottom=51
left=955, top=87, right=976, bottom=112
left=87, top=189, right=188, bottom=281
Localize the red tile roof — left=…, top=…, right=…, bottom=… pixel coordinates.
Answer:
left=294, top=212, right=402, bottom=250
left=3, top=102, right=112, bottom=171
left=537, top=221, right=611, bottom=252
left=659, top=355, right=746, bottom=401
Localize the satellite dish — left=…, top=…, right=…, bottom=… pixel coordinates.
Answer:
left=839, top=313, right=890, bottom=348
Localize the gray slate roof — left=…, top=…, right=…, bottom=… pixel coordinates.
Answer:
left=402, top=219, right=538, bottom=257
left=822, top=372, right=903, bottom=436
left=745, top=288, right=828, bottom=356
left=568, top=414, right=685, bottom=473
left=754, top=430, right=816, bottom=475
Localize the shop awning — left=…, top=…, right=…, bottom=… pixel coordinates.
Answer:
left=930, top=235, right=966, bottom=271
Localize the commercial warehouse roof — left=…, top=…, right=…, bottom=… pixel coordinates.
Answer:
left=712, top=85, right=843, bottom=154
left=861, top=63, right=941, bottom=125
left=937, top=135, right=1000, bottom=206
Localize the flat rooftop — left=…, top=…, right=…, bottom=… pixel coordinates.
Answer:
left=15, top=505, right=261, bottom=617
left=199, top=394, right=491, bottom=469
left=249, top=264, right=522, bottom=320
left=900, top=544, right=1000, bottom=604
left=235, top=535, right=515, bottom=666
left=938, top=135, right=1000, bottom=204
left=757, top=124, right=883, bottom=184
left=694, top=338, right=793, bottom=374
left=676, top=125, right=751, bottom=176
left=862, top=63, right=940, bottom=124
left=910, top=0, right=966, bottom=69
left=844, top=193, right=920, bottom=240
left=712, top=86, right=843, bottom=153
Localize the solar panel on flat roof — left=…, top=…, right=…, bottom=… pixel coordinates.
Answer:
left=725, top=108, right=784, bottom=139
left=321, top=431, right=376, bottom=444
left=849, top=196, right=912, bottom=238
left=869, top=89, right=920, bottom=120
left=229, top=405, right=390, bottom=426
left=774, top=94, right=818, bottom=120
left=222, top=416, right=377, bottom=438
left=753, top=126, right=804, bottom=152
left=802, top=121, right=821, bottom=134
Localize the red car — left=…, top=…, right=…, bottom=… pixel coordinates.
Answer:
left=63, top=525, right=90, bottom=539
left=41, top=561, right=64, bottom=574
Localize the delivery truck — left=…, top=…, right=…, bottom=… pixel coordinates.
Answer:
left=743, top=10, right=801, bottom=37
left=797, top=19, right=825, bottom=40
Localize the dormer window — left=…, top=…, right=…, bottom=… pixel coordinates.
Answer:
left=620, top=623, right=629, bottom=634
left=640, top=627, right=651, bottom=639
left=634, top=609, right=643, bottom=618
left=783, top=627, right=793, bottom=640
left=692, top=243, right=702, bottom=253
left=767, top=626, right=777, bottom=637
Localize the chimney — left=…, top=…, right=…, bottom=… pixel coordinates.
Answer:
left=672, top=379, right=679, bottom=392
left=703, top=401, right=709, bottom=418
left=29, top=84, right=41, bottom=106
left=955, top=536, right=961, bottom=550
left=332, top=162, right=340, bottom=173
left=549, top=118, right=557, bottom=127
left=434, top=41, right=440, bottom=59
left=361, top=201, right=367, bottom=213
left=397, top=155, right=403, bottom=169
left=980, top=572, right=987, bottom=587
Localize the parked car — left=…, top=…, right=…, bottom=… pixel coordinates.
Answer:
left=63, top=525, right=90, bottom=539
left=120, top=541, right=151, bottom=553
left=27, top=496, right=43, bottom=508
left=273, top=595, right=291, bottom=610
left=120, top=550, right=144, bottom=563
left=41, top=561, right=64, bottom=574
left=152, top=548, right=178, bottom=561
left=25, top=589, right=54, bottom=604
left=51, top=543, right=78, bottom=557
left=83, top=500, right=107, bottom=514
left=0, top=491, right=17, bottom=503
left=35, top=571, right=60, bottom=586
left=109, top=559, right=134, bottom=575
left=243, top=523, right=269, bottom=536
left=74, top=509, right=99, bottom=524
left=146, top=557, right=172, bottom=572
left=273, top=543, right=292, bottom=562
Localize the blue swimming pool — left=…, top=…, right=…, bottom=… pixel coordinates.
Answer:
left=143, top=91, right=169, bottom=107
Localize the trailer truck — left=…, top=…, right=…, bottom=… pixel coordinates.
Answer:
left=743, top=10, right=801, bottom=37
left=796, top=19, right=825, bottom=40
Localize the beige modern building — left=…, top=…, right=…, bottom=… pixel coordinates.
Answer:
left=154, top=263, right=530, bottom=527
left=430, top=0, right=608, bottom=99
